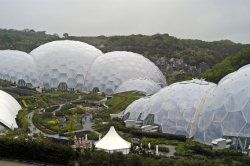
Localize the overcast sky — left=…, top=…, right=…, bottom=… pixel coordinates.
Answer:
left=0, top=0, right=250, bottom=43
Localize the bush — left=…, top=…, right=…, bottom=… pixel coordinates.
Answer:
left=16, top=109, right=30, bottom=132
left=131, top=130, right=186, bottom=142
left=0, top=137, right=74, bottom=164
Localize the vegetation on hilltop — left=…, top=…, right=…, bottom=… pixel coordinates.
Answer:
left=69, top=34, right=246, bottom=66
left=0, top=79, right=14, bottom=87
left=200, top=47, right=250, bottom=83
left=0, top=28, right=59, bottom=52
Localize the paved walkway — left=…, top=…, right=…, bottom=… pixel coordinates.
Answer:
left=53, top=104, right=64, bottom=113
left=146, top=145, right=176, bottom=157
left=159, top=145, right=176, bottom=157
left=64, top=114, right=102, bottom=136
left=0, top=160, right=38, bottom=166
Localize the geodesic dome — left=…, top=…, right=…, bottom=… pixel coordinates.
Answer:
left=0, top=90, right=21, bottom=129
left=0, top=50, right=38, bottom=87
left=83, top=51, right=166, bottom=94
left=114, top=78, right=161, bottom=95
left=30, top=40, right=102, bottom=91
left=124, top=79, right=216, bottom=137
left=194, top=65, right=250, bottom=144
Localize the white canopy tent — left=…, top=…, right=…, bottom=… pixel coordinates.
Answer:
left=95, top=126, right=131, bottom=154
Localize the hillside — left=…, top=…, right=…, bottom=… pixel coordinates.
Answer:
left=0, top=29, right=248, bottom=83
left=70, top=35, right=248, bottom=83
left=200, top=47, right=250, bottom=83
left=0, top=29, right=59, bottom=52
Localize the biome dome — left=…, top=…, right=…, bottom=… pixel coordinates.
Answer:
left=30, top=40, right=102, bottom=91
left=0, top=50, right=38, bottom=87
left=83, top=51, right=166, bottom=94
left=1, top=41, right=166, bottom=95
left=124, top=79, right=216, bottom=137
left=194, top=65, right=250, bottom=144
left=0, top=90, right=21, bottom=129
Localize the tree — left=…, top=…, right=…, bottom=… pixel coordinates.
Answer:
left=63, top=33, right=69, bottom=38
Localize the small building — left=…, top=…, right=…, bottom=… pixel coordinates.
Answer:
left=125, top=120, right=136, bottom=128
left=95, top=126, right=131, bottom=154
left=72, top=136, right=92, bottom=151
left=141, top=125, right=154, bottom=132
left=211, top=138, right=231, bottom=150
left=125, top=120, right=142, bottom=128
left=110, top=113, right=124, bottom=120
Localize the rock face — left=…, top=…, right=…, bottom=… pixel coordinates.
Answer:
left=148, top=56, right=210, bottom=83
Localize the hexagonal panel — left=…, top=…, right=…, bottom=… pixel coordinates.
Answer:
left=30, top=40, right=102, bottom=90
left=84, top=51, right=166, bottom=94
left=222, top=111, right=246, bottom=136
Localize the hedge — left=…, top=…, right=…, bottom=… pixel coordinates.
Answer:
left=0, top=137, right=74, bottom=164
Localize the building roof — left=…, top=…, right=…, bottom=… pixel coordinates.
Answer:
left=95, top=126, right=131, bottom=151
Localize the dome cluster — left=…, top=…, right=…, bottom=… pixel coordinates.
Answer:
left=0, top=90, right=21, bottom=129
left=0, top=40, right=166, bottom=95
left=124, top=66, right=250, bottom=144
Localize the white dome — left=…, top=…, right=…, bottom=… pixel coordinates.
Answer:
left=0, top=90, right=21, bottom=129
left=84, top=51, right=166, bottom=94
left=114, top=78, right=161, bottom=95
left=30, top=40, right=102, bottom=91
left=195, top=66, right=250, bottom=144
left=0, top=50, right=38, bottom=87
left=124, top=79, right=216, bottom=137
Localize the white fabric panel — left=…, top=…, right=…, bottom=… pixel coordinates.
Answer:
left=95, top=126, right=131, bottom=154
left=0, top=90, right=21, bottom=129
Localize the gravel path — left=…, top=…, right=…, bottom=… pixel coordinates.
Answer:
left=0, top=160, right=38, bottom=166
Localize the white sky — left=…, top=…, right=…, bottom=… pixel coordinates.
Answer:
left=0, top=0, right=250, bottom=43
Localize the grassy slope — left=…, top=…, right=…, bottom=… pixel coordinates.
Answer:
left=200, top=47, right=250, bottom=83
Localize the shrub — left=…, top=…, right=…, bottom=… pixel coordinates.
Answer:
left=0, top=137, right=74, bottom=164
